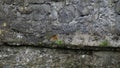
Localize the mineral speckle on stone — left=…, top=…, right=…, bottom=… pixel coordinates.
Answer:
left=0, top=0, right=120, bottom=46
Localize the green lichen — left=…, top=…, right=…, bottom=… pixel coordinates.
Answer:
left=99, top=40, right=109, bottom=47
left=55, top=40, right=63, bottom=45
left=0, top=30, right=2, bottom=35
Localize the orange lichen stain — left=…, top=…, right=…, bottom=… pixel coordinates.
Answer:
left=50, top=35, right=58, bottom=41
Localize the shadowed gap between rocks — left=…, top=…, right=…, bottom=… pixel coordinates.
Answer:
left=1, top=42, right=120, bottom=52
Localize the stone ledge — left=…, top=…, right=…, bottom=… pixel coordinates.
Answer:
left=0, top=45, right=120, bottom=68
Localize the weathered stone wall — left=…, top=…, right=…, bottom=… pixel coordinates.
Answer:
left=0, top=0, right=120, bottom=47
left=0, top=46, right=120, bottom=68
left=0, top=0, right=120, bottom=67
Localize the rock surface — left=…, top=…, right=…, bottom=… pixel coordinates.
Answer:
left=1, top=0, right=120, bottom=67
left=0, top=0, right=120, bottom=47
left=0, top=45, right=120, bottom=68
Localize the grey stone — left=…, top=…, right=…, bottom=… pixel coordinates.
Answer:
left=114, top=15, right=120, bottom=35
left=0, top=46, right=120, bottom=68
left=0, top=0, right=120, bottom=67
left=0, top=0, right=120, bottom=46
left=58, top=5, right=75, bottom=23
left=26, top=0, right=51, bottom=4
left=115, top=0, right=120, bottom=14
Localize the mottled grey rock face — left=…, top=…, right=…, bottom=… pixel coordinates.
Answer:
left=1, top=0, right=120, bottom=67
left=0, top=46, right=120, bottom=68
left=115, top=0, right=120, bottom=15
left=0, top=0, right=120, bottom=46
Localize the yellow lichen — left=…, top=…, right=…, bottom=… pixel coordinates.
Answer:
left=3, top=22, right=7, bottom=27
left=20, top=7, right=24, bottom=11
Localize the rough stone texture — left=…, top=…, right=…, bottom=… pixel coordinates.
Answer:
left=0, top=46, right=120, bottom=68
left=1, top=0, right=120, bottom=67
left=0, top=0, right=120, bottom=47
